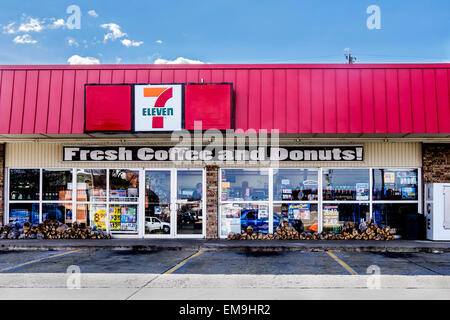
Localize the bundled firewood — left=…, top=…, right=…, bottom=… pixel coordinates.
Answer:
left=227, top=220, right=396, bottom=241
left=0, top=220, right=111, bottom=240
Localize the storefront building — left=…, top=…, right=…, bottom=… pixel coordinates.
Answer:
left=0, top=63, right=449, bottom=239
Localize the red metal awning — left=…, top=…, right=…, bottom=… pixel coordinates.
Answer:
left=0, top=63, right=449, bottom=135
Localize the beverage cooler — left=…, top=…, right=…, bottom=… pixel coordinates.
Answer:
left=425, top=183, right=450, bottom=241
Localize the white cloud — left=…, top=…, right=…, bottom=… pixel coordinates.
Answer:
left=156, top=40, right=163, bottom=44
left=50, top=18, right=66, bottom=29
left=3, top=22, right=16, bottom=34
left=115, top=57, right=122, bottom=64
left=67, top=55, right=100, bottom=65
left=67, top=38, right=79, bottom=47
left=121, top=39, right=143, bottom=47
left=18, top=17, right=44, bottom=33
left=13, top=34, right=37, bottom=44
left=154, top=57, right=205, bottom=64
left=101, top=23, right=127, bottom=42
left=88, top=10, right=99, bottom=18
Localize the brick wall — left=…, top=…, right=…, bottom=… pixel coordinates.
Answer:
left=0, top=144, right=4, bottom=226
left=205, top=165, right=219, bottom=239
left=423, top=144, right=450, bottom=183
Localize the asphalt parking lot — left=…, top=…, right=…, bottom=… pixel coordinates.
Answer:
left=1, top=249, right=449, bottom=275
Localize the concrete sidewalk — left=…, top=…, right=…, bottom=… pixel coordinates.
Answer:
left=1, top=239, right=450, bottom=253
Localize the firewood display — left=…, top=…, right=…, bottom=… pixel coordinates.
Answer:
left=227, top=220, right=396, bottom=241
left=0, top=220, right=111, bottom=240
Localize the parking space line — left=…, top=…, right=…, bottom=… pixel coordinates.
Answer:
left=163, top=250, right=204, bottom=275
left=0, top=249, right=83, bottom=273
left=326, top=251, right=358, bottom=275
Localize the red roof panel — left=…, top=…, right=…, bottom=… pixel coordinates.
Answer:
left=0, top=63, right=448, bottom=135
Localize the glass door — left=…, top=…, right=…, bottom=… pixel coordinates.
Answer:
left=176, top=170, right=204, bottom=237
left=144, top=170, right=172, bottom=237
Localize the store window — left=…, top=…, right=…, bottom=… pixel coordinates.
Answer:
left=9, top=169, right=40, bottom=201
left=9, top=203, right=39, bottom=224
left=221, top=169, right=269, bottom=201
left=221, top=203, right=269, bottom=237
left=76, top=169, right=107, bottom=202
left=322, top=203, right=370, bottom=233
left=322, top=169, right=370, bottom=201
left=42, top=169, right=73, bottom=201
left=220, top=169, right=270, bottom=237
left=76, top=169, right=107, bottom=229
left=42, top=203, right=72, bottom=224
left=373, top=169, right=418, bottom=201
left=145, top=171, right=171, bottom=235
left=109, top=169, right=139, bottom=202
left=274, top=169, right=318, bottom=201
left=273, top=204, right=319, bottom=233
left=373, top=203, right=418, bottom=236
left=108, top=170, right=139, bottom=234
left=177, top=170, right=203, bottom=235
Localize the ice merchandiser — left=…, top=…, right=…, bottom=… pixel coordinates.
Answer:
left=425, top=183, right=450, bottom=241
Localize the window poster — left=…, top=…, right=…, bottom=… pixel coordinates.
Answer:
left=356, top=183, right=369, bottom=201
left=90, top=207, right=107, bottom=230
left=323, top=205, right=339, bottom=227
left=258, top=208, right=269, bottom=219
left=384, top=172, right=395, bottom=184
left=222, top=205, right=241, bottom=235
left=10, top=209, right=30, bottom=224
left=401, top=187, right=417, bottom=200
left=109, top=206, right=137, bottom=231
left=288, top=204, right=310, bottom=220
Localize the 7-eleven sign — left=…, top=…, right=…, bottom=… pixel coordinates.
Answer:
left=134, top=84, right=183, bottom=131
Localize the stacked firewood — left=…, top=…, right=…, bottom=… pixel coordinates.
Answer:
left=227, top=220, right=396, bottom=241
left=0, top=220, right=111, bottom=240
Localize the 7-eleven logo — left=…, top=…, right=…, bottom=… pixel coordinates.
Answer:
left=143, top=87, right=173, bottom=128
left=134, top=85, right=182, bottom=131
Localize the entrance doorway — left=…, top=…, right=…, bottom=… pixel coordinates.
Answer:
left=143, top=169, right=205, bottom=238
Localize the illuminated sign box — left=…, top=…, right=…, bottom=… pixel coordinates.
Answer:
left=84, top=83, right=233, bottom=133
left=184, top=84, right=233, bottom=130
left=85, top=85, right=132, bottom=132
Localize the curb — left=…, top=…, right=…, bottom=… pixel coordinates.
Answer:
left=1, top=240, right=449, bottom=253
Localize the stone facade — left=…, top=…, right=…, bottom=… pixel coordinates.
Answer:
left=205, top=165, right=219, bottom=239
left=423, top=144, right=450, bottom=184
left=0, top=144, right=4, bottom=226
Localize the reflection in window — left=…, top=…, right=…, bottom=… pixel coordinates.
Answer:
left=274, top=204, right=318, bottom=233
left=10, top=169, right=40, bottom=201
left=9, top=203, right=39, bottom=224
left=322, top=169, right=370, bottom=201
left=42, top=203, right=72, bottom=224
left=373, top=203, right=418, bottom=236
left=177, top=202, right=203, bottom=235
left=322, top=203, right=370, bottom=234
left=77, top=169, right=107, bottom=202
left=373, top=169, right=418, bottom=200
left=145, top=171, right=171, bottom=235
left=43, top=169, right=73, bottom=201
left=274, top=169, right=318, bottom=201
left=220, top=203, right=269, bottom=237
left=177, top=171, right=203, bottom=201
left=109, top=169, right=139, bottom=202
left=221, top=169, right=269, bottom=201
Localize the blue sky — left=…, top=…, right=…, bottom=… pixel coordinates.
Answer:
left=0, top=0, right=449, bottom=65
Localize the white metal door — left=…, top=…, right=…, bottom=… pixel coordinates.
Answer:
left=444, top=187, right=450, bottom=230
